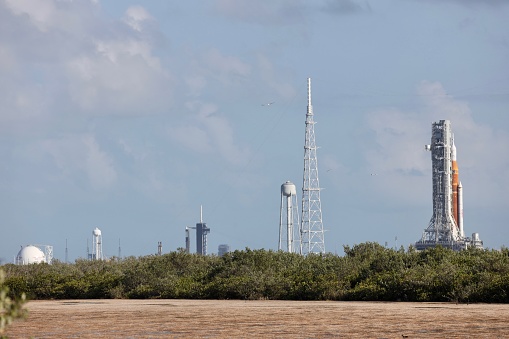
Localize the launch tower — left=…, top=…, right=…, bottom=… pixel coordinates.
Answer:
left=415, top=120, right=483, bottom=251
left=300, top=78, right=326, bottom=254
left=196, top=206, right=210, bottom=255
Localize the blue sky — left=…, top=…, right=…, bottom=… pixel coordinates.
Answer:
left=1, top=0, right=508, bottom=262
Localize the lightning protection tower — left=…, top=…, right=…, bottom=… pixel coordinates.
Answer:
left=279, top=181, right=300, bottom=253
left=300, top=78, right=325, bottom=255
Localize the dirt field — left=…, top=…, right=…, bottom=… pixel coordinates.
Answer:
left=6, top=299, right=509, bottom=338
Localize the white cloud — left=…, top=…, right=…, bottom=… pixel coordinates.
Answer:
left=202, top=48, right=251, bottom=84
left=0, top=0, right=173, bottom=124
left=170, top=124, right=213, bottom=154
left=365, top=81, right=509, bottom=207
left=40, top=134, right=117, bottom=190
left=83, top=135, right=117, bottom=189
left=322, top=0, right=372, bottom=15
left=415, top=0, right=509, bottom=8
left=184, top=75, right=207, bottom=96
left=124, top=6, right=153, bottom=32
left=65, top=37, right=171, bottom=114
left=4, top=0, right=99, bottom=33
left=214, top=0, right=304, bottom=25
left=366, top=108, right=428, bottom=175
left=169, top=101, right=252, bottom=167
left=256, top=54, right=297, bottom=99
left=4, top=0, right=58, bottom=32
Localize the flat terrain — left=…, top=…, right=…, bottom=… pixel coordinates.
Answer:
left=6, top=299, right=509, bottom=338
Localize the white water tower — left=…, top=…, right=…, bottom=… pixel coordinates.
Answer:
left=279, top=181, right=300, bottom=253
left=92, top=227, right=103, bottom=260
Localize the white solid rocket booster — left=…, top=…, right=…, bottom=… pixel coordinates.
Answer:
left=458, top=181, right=464, bottom=237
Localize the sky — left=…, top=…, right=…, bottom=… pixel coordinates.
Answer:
left=1, top=0, right=508, bottom=263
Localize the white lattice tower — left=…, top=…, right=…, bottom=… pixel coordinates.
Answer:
left=300, top=78, right=325, bottom=255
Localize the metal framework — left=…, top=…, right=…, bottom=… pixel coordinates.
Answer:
left=196, top=206, right=210, bottom=255
left=416, top=120, right=483, bottom=251
left=43, top=245, right=53, bottom=264
left=300, top=78, right=325, bottom=254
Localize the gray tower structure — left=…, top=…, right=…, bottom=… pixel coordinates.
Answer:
left=218, top=244, right=230, bottom=256
left=185, top=226, right=191, bottom=253
left=300, top=78, right=326, bottom=254
left=416, top=120, right=483, bottom=251
left=196, top=206, right=210, bottom=255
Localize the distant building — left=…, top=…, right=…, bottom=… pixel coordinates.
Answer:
left=218, top=244, right=230, bottom=256
left=88, top=227, right=103, bottom=260
left=16, top=245, right=53, bottom=264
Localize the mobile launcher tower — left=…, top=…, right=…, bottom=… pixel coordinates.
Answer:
left=415, top=120, right=483, bottom=251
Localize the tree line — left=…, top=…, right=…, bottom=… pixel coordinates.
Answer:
left=2, top=243, right=509, bottom=302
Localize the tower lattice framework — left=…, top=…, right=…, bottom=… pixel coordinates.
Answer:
left=300, top=78, right=325, bottom=255
left=416, top=120, right=462, bottom=250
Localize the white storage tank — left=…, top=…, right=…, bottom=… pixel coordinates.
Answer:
left=281, top=181, right=297, bottom=197
left=16, top=245, right=46, bottom=265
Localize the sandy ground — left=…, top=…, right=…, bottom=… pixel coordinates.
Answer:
left=6, top=299, right=509, bottom=338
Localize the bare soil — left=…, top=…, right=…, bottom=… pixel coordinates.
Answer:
left=6, top=299, right=509, bottom=338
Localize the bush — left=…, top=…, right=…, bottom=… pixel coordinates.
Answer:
left=3, top=244, right=509, bottom=302
left=1, top=269, right=27, bottom=338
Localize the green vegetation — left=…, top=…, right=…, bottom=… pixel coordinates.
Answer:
left=1, top=269, right=27, bottom=338
left=2, top=244, right=509, bottom=302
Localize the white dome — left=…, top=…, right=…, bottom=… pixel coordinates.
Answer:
left=93, top=227, right=101, bottom=236
left=16, top=245, right=46, bottom=265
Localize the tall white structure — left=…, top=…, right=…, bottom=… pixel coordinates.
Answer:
left=279, top=181, right=300, bottom=253
left=92, top=227, right=103, bottom=260
left=300, top=78, right=326, bottom=254
left=416, top=120, right=483, bottom=250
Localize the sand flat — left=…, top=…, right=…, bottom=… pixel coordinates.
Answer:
left=6, top=299, right=509, bottom=338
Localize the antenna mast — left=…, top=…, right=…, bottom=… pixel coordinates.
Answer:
left=300, top=78, right=325, bottom=254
